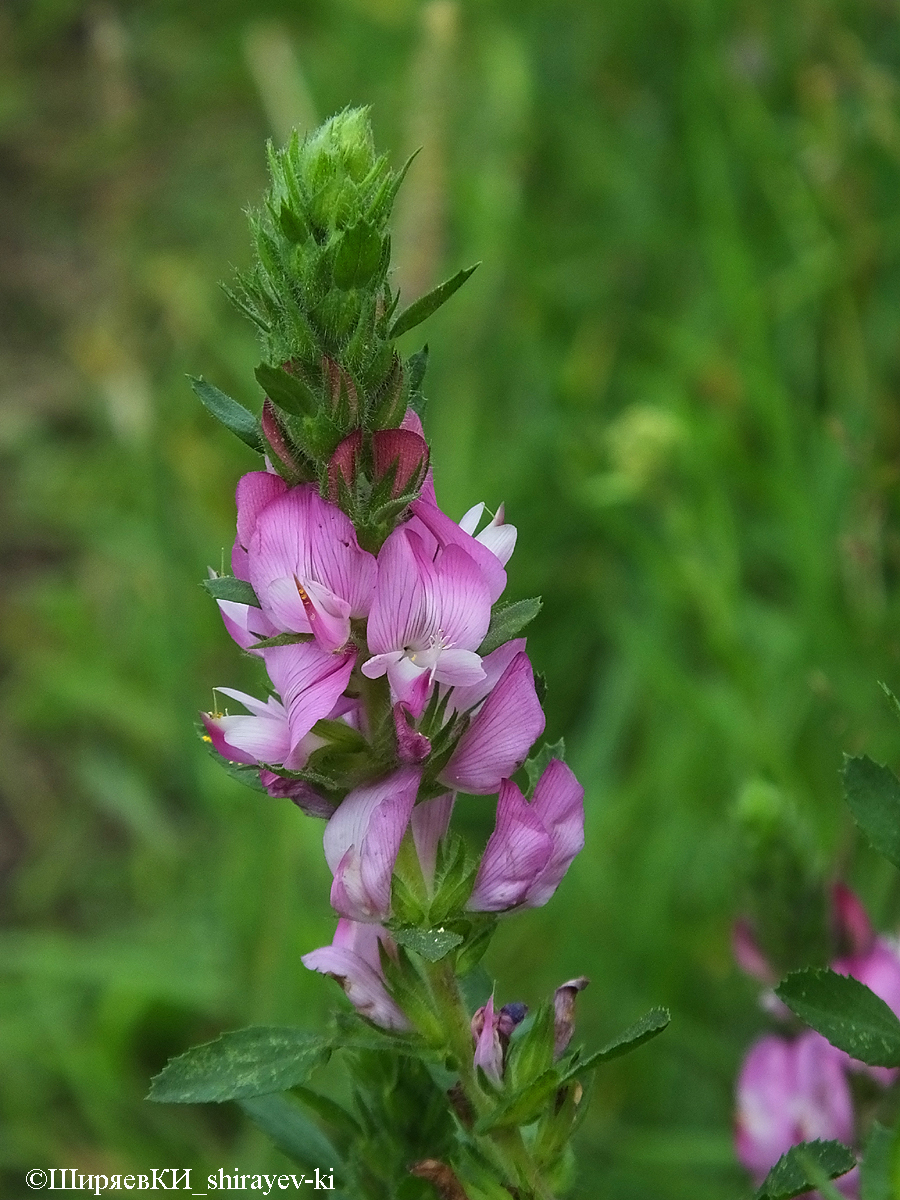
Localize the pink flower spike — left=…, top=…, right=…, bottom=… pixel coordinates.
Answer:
left=441, top=652, right=545, bottom=795
left=467, top=780, right=554, bottom=912
left=248, top=484, right=377, bottom=651
left=832, top=882, right=875, bottom=957
left=323, top=767, right=422, bottom=921
left=302, top=919, right=409, bottom=1031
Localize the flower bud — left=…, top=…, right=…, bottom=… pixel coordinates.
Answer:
left=372, top=429, right=430, bottom=500
left=553, top=977, right=589, bottom=1059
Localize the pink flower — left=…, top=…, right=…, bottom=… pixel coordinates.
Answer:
left=735, top=1032, right=855, bottom=1193
left=302, top=919, right=409, bottom=1031
left=361, top=526, right=491, bottom=707
left=471, top=995, right=527, bottom=1082
left=440, top=650, right=545, bottom=794
left=239, top=477, right=377, bottom=652
left=409, top=487, right=509, bottom=604
left=323, top=767, right=422, bottom=921
left=203, top=642, right=356, bottom=771
left=458, top=502, right=517, bottom=567
left=467, top=760, right=584, bottom=912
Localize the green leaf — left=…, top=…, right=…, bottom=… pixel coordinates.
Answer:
left=861, top=1122, right=896, bottom=1200
left=561, top=1007, right=671, bottom=1079
left=524, top=738, right=567, bottom=795
left=254, top=362, right=319, bottom=419
left=389, top=264, right=480, bottom=339
left=333, top=219, right=383, bottom=289
left=407, top=344, right=429, bottom=393
left=478, top=597, right=543, bottom=657
left=474, top=1069, right=561, bottom=1133
left=147, top=1027, right=330, bottom=1103
left=189, top=376, right=263, bottom=452
left=776, top=968, right=900, bottom=1066
left=202, top=576, right=261, bottom=607
left=238, top=1094, right=347, bottom=1194
left=842, top=754, right=900, bottom=871
left=310, top=718, right=369, bottom=752
left=756, top=1140, right=856, bottom=1200
left=391, top=925, right=463, bottom=963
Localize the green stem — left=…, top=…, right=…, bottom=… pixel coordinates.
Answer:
left=425, top=958, right=559, bottom=1200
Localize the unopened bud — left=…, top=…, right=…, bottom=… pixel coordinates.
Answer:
left=261, top=400, right=302, bottom=481
left=372, top=429, right=429, bottom=499
left=327, top=430, right=362, bottom=503
left=553, top=976, right=588, bottom=1059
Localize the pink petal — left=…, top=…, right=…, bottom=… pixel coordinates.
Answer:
left=523, top=759, right=584, bottom=908
left=433, top=649, right=486, bottom=688
left=217, top=599, right=278, bottom=653
left=264, top=643, right=356, bottom=766
left=249, top=486, right=376, bottom=631
left=411, top=793, right=455, bottom=885
left=323, top=767, right=421, bottom=921
left=446, top=639, right=527, bottom=714
left=472, top=996, right=503, bottom=1081
left=433, top=544, right=492, bottom=650
left=393, top=703, right=432, bottom=764
left=300, top=577, right=352, bottom=651
left=235, top=471, right=287, bottom=549
left=410, top=496, right=508, bottom=604
left=366, top=527, right=430, bottom=656
left=302, top=932, right=409, bottom=1031
left=441, top=652, right=545, bottom=794
left=467, top=780, right=553, bottom=912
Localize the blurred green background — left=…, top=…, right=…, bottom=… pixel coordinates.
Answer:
left=3, top=0, right=900, bottom=1195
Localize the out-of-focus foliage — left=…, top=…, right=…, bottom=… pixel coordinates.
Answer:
left=2, top=1, right=900, bottom=1196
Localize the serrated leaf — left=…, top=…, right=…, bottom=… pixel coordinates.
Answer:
left=190, top=376, right=263, bottom=452
left=390, top=264, right=480, bottom=339
left=148, top=1027, right=330, bottom=1103
left=842, top=755, right=900, bottom=871
left=478, top=597, right=543, bottom=657
left=238, top=1093, right=342, bottom=1177
left=255, top=362, right=318, bottom=419
left=756, top=1140, right=856, bottom=1200
left=524, top=738, right=566, bottom=796
left=391, top=925, right=463, bottom=963
left=561, top=1007, right=670, bottom=1080
left=776, top=968, right=900, bottom=1066
left=202, top=576, right=261, bottom=607
left=333, top=219, right=383, bottom=289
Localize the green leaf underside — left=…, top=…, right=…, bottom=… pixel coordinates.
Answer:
left=756, top=1140, right=857, bottom=1200
left=776, top=968, right=900, bottom=1066
left=389, top=264, right=479, bottom=339
left=842, top=755, right=900, bottom=870
left=238, top=1094, right=343, bottom=1180
left=147, top=1027, right=330, bottom=1103
left=202, top=576, right=261, bottom=607
left=190, top=376, right=263, bottom=452
left=391, top=925, right=464, bottom=963
left=478, top=597, right=543, bottom=656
